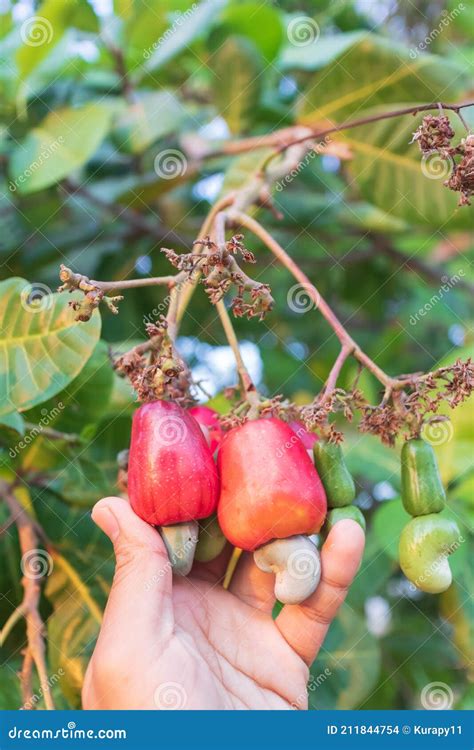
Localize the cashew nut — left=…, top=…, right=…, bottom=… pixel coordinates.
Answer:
left=159, top=521, right=199, bottom=576
left=195, top=514, right=227, bottom=563
left=399, top=514, right=461, bottom=594
left=253, top=535, right=321, bottom=604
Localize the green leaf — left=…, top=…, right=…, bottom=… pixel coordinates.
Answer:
left=309, top=606, right=381, bottom=709
left=142, top=0, right=227, bottom=74
left=0, top=663, right=23, bottom=708
left=0, top=278, right=101, bottom=416
left=345, top=107, right=472, bottom=227
left=25, top=341, right=114, bottom=435
left=218, top=2, right=283, bottom=62
left=9, top=104, right=114, bottom=194
left=0, top=411, right=25, bottom=435
left=48, top=455, right=110, bottom=506
left=16, top=0, right=98, bottom=81
left=280, top=30, right=365, bottom=71
left=212, top=36, right=264, bottom=134
left=344, top=433, right=400, bottom=487
left=373, top=499, right=411, bottom=561
left=33, top=492, right=111, bottom=706
left=296, top=34, right=466, bottom=124
left=113, top=90, right=186, bottom=153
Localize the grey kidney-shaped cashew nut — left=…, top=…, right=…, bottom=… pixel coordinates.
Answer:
left=159, top=521, right=199, bottom=576
left=253, top=535, right=321, bottom=604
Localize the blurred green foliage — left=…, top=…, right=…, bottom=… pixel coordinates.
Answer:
left=0, top=0, right=472, bottom=710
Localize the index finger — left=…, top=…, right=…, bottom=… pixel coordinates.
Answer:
left=275, top=519, right=365, bottom=665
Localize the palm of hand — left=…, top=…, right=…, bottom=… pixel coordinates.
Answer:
left=83, top=498, right=364, bottom=711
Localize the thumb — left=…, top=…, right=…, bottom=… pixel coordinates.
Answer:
left=92, top=496, right=174, bottom=642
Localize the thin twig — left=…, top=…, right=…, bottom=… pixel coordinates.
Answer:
left=371, top=235, right=474, bottom=294
left=320, top=345, right=354, bottom=402
left=23, top=423, right=81, bottom=444
left=2, top=486, right=55, bottom=710
left=209, top=101, right=474, bottom=161
left=213, top=212, right=257, bottom=400
left=0, top=603, right=27, bottom=646
left=228, top=210, right=395, bottom=388
left=62, top=180, right=190, bottom=248
left=20, top=649, right=34, bottom=710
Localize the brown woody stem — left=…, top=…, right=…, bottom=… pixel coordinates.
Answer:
left=228, top=210, right=396, bottom=389
left=2, top=486, right=55, bottom=710
left=320, top=345, right=354, bottom=401
left=210, top=101, right=474, bottom=161
left=213, top=213, right=257, bottom=400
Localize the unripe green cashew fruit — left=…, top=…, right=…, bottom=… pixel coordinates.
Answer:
left=313, top=440, right=355, bottom=508
left=399, top=514, right=461, bottom=594
left=325, top=506, right=366, bottom=533
left=401, top=439, right=446, bottom=516
left=195, top=514, right=227, bottom=563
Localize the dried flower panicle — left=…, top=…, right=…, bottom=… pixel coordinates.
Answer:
left=445, top=135, right=474, bottom=206
left=161, top=233, right=274, bottom=321
left=115, top=316, right=191, bottom=403
left=413, top=115, right=474, bottom=208
left=58, top=265, right=123, bottom=321
left=412, top=114, right=455, bottom=153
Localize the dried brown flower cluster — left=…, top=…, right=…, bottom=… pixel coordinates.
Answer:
left=162, top=233, right=274, bottom=320
left=412, top=114, right=455, bottom=152
left=58, top=265, right=123, bottom=321
left=413, top=115, right=474, bottom=206
left=114, top=317, right=191, bottom=403
left=445, top=135, right=474, bottom=206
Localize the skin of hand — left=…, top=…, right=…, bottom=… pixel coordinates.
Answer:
left=83, top=497, right=365, bottom=710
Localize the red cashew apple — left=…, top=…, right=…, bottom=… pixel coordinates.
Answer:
left=218, top=418, right=327, bottom=603
left=128, top=400, right=219, bottom=574
left=189, top=405, right=222, bottom=453
left=288, top=420, right=318, bottom=450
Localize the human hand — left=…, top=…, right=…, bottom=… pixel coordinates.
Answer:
left=83, top=497, right=365, bottom=710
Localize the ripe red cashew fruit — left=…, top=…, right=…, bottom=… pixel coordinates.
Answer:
left=218, top=418, right=327, bottom=603
left=288, top=420, right=318, bottom=451
left=128, top=400, right=219, bottom=574
left=189, top=405, right=222, bottom=454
